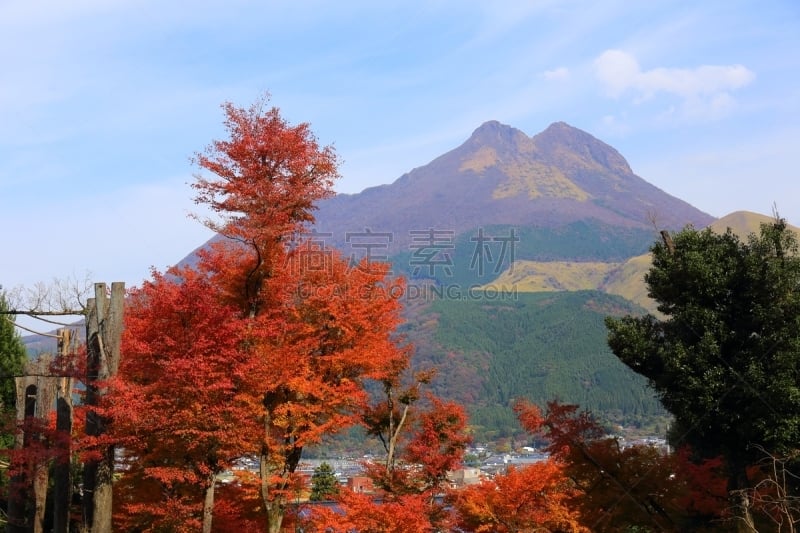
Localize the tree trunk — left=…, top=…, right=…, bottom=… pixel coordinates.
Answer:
left=202, top=474, right=216, bottom=533
left=31, top=358, right=59, bottom=533
left=260, top=438, right=305, bottom=533
left=53, top=332, right=74, bottom=533
left=85, top=448, right=115, bottom=533
left=6, top=471, right=29, bottom=533
left=260, top=451, right=288, bottom=533
left=82, top=283, right=124, bottom=533
left=53, top=399, right=73, bottom=533
left=7, top=378, right=34, bottom=533
left=32, top=460, right=49, bottom=533
left=728, top=458, right=757, bottom=533
left=266, top=500, right=285, bottom=533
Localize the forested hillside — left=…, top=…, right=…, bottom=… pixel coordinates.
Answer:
left=406, top=290, right=666, bottom=439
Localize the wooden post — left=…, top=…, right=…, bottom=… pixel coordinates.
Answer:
left=53, top=328, right=74, bottom=533
left=32, top=357, right=56, bottom=533
left=660, top=230, right=675, bottom=254
left=82, top=282, right=124, bottom=533
left=6, top=378, right=35, bottom=533
left=8, top=356, right=59, bottom=533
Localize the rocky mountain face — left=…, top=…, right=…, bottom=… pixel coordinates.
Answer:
left=311, top=121, right=714, bottom=252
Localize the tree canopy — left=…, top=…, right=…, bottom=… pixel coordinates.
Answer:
left=108, top=93, right=409, bottom=533
left=0, top=292, right=26, bottom=447
left=309, top=462, right=339, bottom=502
left=0, top=292, right=26, bottom=411
left=606, top=219, right=800, bottom=528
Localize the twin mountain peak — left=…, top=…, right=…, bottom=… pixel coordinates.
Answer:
left=177, top=120, right=780, bottom=314
left=313, top=120, right=715, bottom=252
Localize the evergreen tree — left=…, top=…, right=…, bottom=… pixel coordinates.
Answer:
left=606, top=219, right=800, bottom=530
left=309, top=462, right=339, bottom=501
left=1, top=289, right=26, bottom=515
left=0, top=291, right=26, bottom=444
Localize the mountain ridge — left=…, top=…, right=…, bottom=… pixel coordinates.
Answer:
left=312, top=120, right=715, bottom=252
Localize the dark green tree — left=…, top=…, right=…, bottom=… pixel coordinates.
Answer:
left=309, top=462, right=339, bottom=502
left=0, top=291, right=26, bottom=444
left=1, top=288, right=26, bottom=518
left=605, top=219, right=800, bottom=531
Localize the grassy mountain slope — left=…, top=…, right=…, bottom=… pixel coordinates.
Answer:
left=485, top=261, right=621, bottom=292
left=390, top=220, right=657, bottom=289
left=481, top=211, right=800, bottom=314
left=603, top=254, right=659, bottom=313
left=707, top=210, right=796, bottom=239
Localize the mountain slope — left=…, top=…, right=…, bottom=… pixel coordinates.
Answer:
left=707, top=210, right=793, bottom=239
left=406, top=290, right=665, bottom=437
left=491, top=211, right=800, bottom=314
left=312, top=121, right=714, bottom=253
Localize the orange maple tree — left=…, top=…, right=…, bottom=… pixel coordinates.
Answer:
left=307, top=378, right=471, bottom=532
left=307, top=490, right=434, bottom=533
left=100, top=94, right=410, bottom=532
left=189, top=94, right=409, bottom=532
left=447, top=460, right=588, bottom=533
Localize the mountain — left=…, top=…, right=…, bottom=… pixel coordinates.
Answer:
left=312, top=121, right=714, bottom=253
left=307, top=121, right=719, bottom=434
left=707, top=210, right=795, bottom=239
left=24, top=120, right=722, bottom=437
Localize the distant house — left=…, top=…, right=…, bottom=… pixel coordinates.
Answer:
left=447, top=467, right=482, bottom=488
left=347, top=476, right=375, bottom=494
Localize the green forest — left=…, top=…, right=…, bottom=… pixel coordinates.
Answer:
left=409, top=290, right=666, bottom=439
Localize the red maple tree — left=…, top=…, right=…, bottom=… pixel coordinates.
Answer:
left=308, top=376, right=471, bottom=532
left=107, top=267, right=255, bottom=532
left=102, top=94, right=411, bottom=532
left=447, top=460, right=588, bottom=533
left=514, top=399, right=728, bottom=531
left=189, top=94, right=408, bottom=532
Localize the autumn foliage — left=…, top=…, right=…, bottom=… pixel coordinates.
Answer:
left=307, top=491, right=434, bottom=533
left=104, top=94, right=412, bottom=532
left=9, top=93, right=784, bottom=533
left=513, top=399, right=729, bottom=532
left=307, top=393, right=471, bottom=532
left=448, top=460, right=587, bottom=533
left=106, top=267, right=256, bottom=530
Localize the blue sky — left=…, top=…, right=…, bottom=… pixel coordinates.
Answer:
left=2, top=0, right=799, bottom=320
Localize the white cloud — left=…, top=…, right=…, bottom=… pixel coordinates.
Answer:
left=594, top=50, right=641, bottom=97
left=542, top=67, right=570, bottom=81
left=593, top=49, right=755, bottom=116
